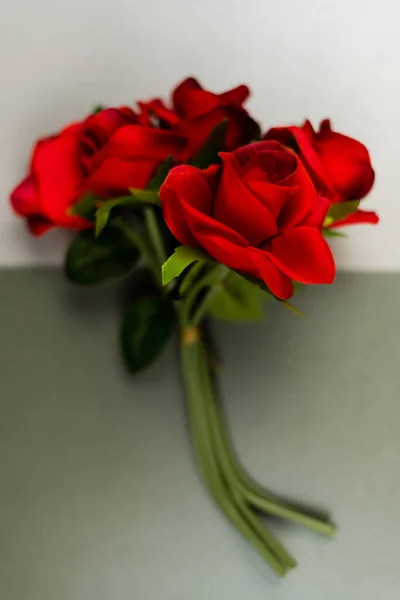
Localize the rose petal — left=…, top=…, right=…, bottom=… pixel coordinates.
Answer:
left=179, top=90, right=221, bottom=119
left=173, top=78, right=221, bottom=120
left=27, top=215, right=53, bottom=236
left=314, top=121, right=375, bottom=200
left=160, top=165, right=222, bottom=248
left=267, top=227, right=336, bottom=284
left=219, top=85, right=250, bottom=107
left=201, top=164, right=221, bottom=193
left=246, top=180, right=295, bottom=222
left=86, top=107, right=137, bottom=140
left=182, top=199, right=249, bottom=246
left=10, top=175, right=39, bottom=216
left=250, top=249, right=294, bottom=299
left=302, top=195, right=330, bottom=229
left=31, top=132, right=83, bottom=223
left=275, top=156, right=320, bottom=230
left=233, top=141, right=315, bottom=228
left=199, top=234, right=253, bottom=272
left=199, top=233, right=293, bottom=299
left=83, top=157, right=157, bottom=196
left=160, top=181, right=198, bottom=248
left=58, top=122, right=83, bottom=139
left=233, top=140, right=286, bottom=166
left=178, top=108, right=227, bottom=156
left=163, top=165, right=214, bottom=214
left=138, top=99, right=180, bottom=126
left=172, top=77, right=203, bottom=116
left=328, top=208, right=379, bottom=228
left=267, top=121, right=375, bottom=202
left=214, top=153, right=278, bottom=244
left=88, top=125, right=187, bottom=173
left=266, top=125, right=330, bottom=195
left=318, top=149, right=375, bottom=201
left=224, top=106, right=261, bottom=151
left=80, top=107, right=138, bottom=164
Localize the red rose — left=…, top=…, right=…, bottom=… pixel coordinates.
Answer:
left=10, top=107, right=187, bottom=235
left=160, top=141, right=335, bottom=299
left=138, top=77, right=260, bottom=157
left=265, top=119, right=378, bottom=227
left=10, top=122, right=89, bottom=235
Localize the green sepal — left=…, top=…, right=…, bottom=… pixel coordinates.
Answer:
left=280, top=300, right=305, bottom=317
left=323, top=229, right=347, bottom=238
left=68, top=192, right=100, bottom=220
left=162, top=246, right=210, bottom=286
left=324, top=200, right=360, bottom=226
left=92, top=104, right=106, bottom=114
left=128, top=189, right=160, bottom=206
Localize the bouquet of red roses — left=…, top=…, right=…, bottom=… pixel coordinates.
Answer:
left=10, top=78, right=378, bottom=576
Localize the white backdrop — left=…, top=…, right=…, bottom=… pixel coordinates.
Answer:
left=1, top=0, right=398, bottom=269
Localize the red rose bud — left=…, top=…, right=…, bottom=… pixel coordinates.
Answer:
left=10, top=107, right=187, bottom=235
left=265, top=119, right=378, bottom=227
left=138, top=77, right=260, bottom=158
left=160, top=141, right=335, bottom=300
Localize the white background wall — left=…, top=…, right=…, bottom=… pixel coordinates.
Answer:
left=0, top=0, right=398, bottom=269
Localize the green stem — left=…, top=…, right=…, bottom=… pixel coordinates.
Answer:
left=199, top=321, right=336, bottom=536
left=114, top=218, right=161, bottom=283
left=180, top=334, right=289, bottom=576
left=196, top=340, right=296, bottom=571
left=182, top=264, right=228, bottom=326
left=245, top=491, right=335, bottom=536
left=179, top=261, right=208, bottom=296
left=203, top=348, right=335, bottom=537
left=144, top=207, right=168, bottom=268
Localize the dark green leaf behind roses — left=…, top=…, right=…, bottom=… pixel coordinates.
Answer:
left=65, top=228, right=139, bottom=285
left=121, top=297, right=176, bottom=373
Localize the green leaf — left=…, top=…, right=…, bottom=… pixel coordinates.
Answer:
left=68, top=192, right=100, bottom=220
left=209, top=271, right=264, bottom=322
left=129, top=188, right=160, bottom=206
left=190, top=120, right=228, bottom=169
left=162, top=246, right=210, bottom=286
left=147, top=156, right=175, bottom=191
left=323, top=228, right=347, bottom=238
left=324, top=200, right=360, bottom=226
left=95, top=196, right=140, bottom=236
left=121, top=297, right=176, bottom=373
left=65, top=228, right=139, bottom=285
left=94, top=190, right=160, bottom=237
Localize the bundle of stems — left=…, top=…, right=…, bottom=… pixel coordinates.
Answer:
left=137, top=206, right=335, bottom=575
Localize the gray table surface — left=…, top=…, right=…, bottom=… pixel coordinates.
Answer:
left=1, top=270, right=399, bottom=599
